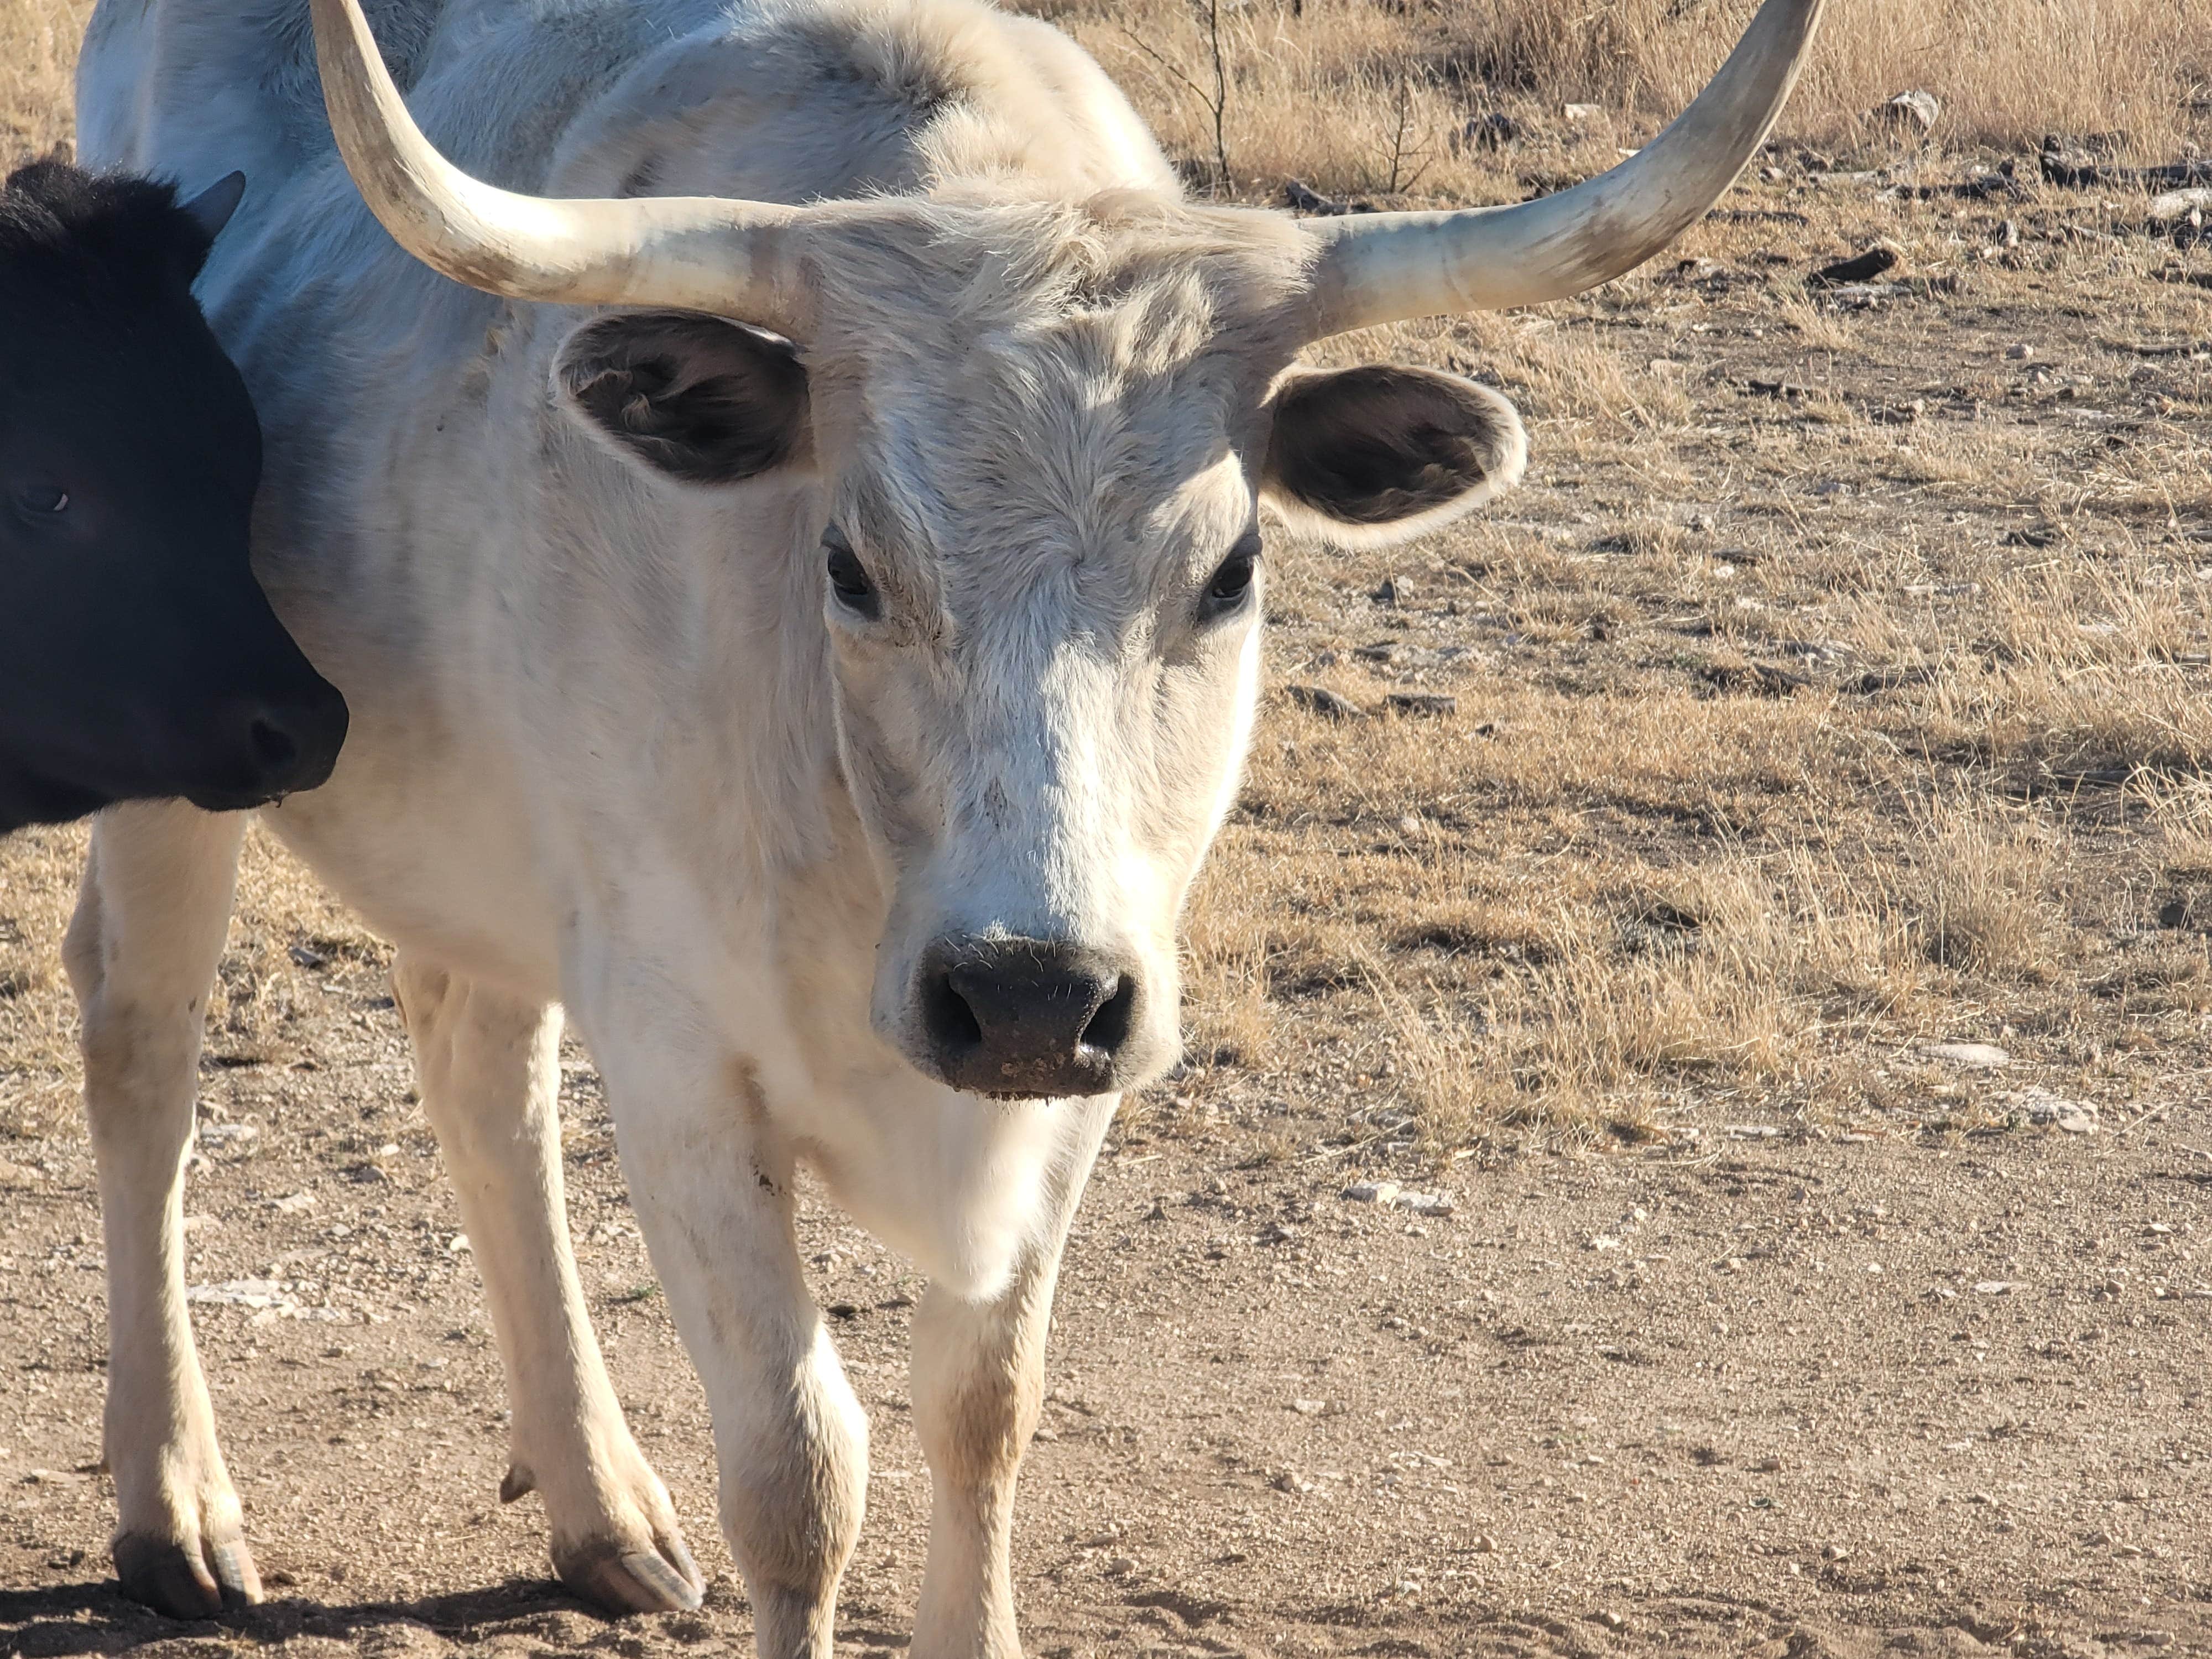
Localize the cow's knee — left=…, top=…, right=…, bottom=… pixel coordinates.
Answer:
left=714, top=1328, right=868, bottom=1656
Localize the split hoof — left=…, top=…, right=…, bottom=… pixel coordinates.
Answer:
left=555, top=1537, right=705, bottom=1615
left=114, top=1531, right=263, bottom=1619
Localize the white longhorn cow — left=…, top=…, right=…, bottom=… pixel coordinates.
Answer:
left=70, top=0, right=1820, bottom=1650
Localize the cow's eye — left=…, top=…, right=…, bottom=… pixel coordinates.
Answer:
left=13, top=486, right=68, bottom=517
left=823, top=532, right=880, bottom=622
left=1198, top=537, right=1260, bottom=622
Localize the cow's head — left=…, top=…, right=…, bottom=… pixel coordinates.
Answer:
left=0, top=161, right=348, bottom=833
left=308, top=0, right=1818, bottom=1098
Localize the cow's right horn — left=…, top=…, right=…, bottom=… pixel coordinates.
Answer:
left=1296, top=0, right=1823, bottom=337
left=307, top=0, right=815, bottom=337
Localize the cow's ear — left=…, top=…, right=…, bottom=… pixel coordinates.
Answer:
left=555, top=311, right=811, bottom=484
left=177, top=172, right=246, bottom=255
left=1259, top=364, right=1526, bottom=547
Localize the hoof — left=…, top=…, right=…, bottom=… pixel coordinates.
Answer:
left=114, top=1532, right=263, bottom=1619
left=555, top=1537, right=705, bottom=1616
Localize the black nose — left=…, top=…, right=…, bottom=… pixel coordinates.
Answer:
left=187, top=680, right=349, bottom=810
left=918, top=937, right=1141, bottom=1099
left=240, top=678, right=348, bottom=795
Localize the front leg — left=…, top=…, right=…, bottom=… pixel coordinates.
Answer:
left=586, top=1015, right=868, bottom=1659
left=910, top=1096, right=1115, bottom=1659
left=66, top=802, right=258, bottom=1618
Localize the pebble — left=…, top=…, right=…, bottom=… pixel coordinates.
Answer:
left=1383, top=692, right=1458, bottom=718
left=2005, top=342, right=2035, bottom=360
left=272, top=1192, right=316, bottom=1213
left=1973, top=1280, right=2017, bottom=1296
left=2016, top=1086, right=2098, bottom=1134
left=1286, top=684, right=1364, bottom=721
left=1344, top=1181, right=1454, bottom=1216
left=1873, top=88, right=1940, bottom=134
left=198, top=1122, right=260, bottom=1147
left=1921, top=1041, right=2009, bottom=1068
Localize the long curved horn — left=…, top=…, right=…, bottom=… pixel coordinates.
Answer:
left=307, top=0, right=814, bottom=336
left=1298, top=0, right=1823, bottom=337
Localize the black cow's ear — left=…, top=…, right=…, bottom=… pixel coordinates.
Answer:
left=1259, top=364, right=1526, bottom=547
left=179, top=173, right=246, bottom=248
left=555, top=311, right=811, bottom=485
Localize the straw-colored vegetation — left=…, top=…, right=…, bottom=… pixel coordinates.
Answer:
left=3, top=0, right=2211, bottom=1167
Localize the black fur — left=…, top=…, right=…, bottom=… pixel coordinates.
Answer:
left=0, top=158, right=347, bottom=833
left=0, top=158, right=224, bottom=309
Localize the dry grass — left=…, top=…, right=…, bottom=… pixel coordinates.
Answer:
left=0, top=0, right=88, bottom=163
left=1057, top=0, right=2212, bottom=204
left=5, top=0, right=2212, bottom=1172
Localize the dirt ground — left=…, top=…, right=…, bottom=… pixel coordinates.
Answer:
left=2, top=1017, right=2208, bottom=1658
left=7, top=7, right=2212, bottom=1655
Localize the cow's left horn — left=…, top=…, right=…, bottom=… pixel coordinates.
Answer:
left=307, top=0, right=815, bottom=336
left=1297, top=0, right=1823, bottom=336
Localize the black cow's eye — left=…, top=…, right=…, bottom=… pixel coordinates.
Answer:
left=824, top=531, right=880, bottom=621
left=1198, top=538, right=1260, bottom=622
left=13, top=486, right=68, bottom=517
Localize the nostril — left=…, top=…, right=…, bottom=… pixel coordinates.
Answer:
left=923, top=969, right=984, bottom=1051
left=248, top=716, right=300, bottom=778
left=1080, top=974, right=1135, bottom=1056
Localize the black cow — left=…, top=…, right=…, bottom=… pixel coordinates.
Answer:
left=0, top=159, right=346, bottom=833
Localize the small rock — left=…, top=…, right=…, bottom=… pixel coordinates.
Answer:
left=1595, top=1610, right=1628, bottom=1632
left=1822, top=1543, right=1851, bottom=1561
left=1372, top=575, right=1411, bottom=607
left=2005, top=342, right=2034, bottom=361
left=1286, top=684, right=1364, bottom=721
left=1105, top=1553, right=1140, bottom=1574
left=1451, top=113, right=1519, bottom=155
left=1812, top=246, right=1901, bottom=286
left=1872, top=89, right=1940, bottom=137
left=1470, top=1535, right=1498, bottom=1553
left=1344, top=1180, right=1453, bottom=1215
left=1291, top=1398, right=1327, bottom=1415
left=1269, top=1470, right=1313, bottom=1495
left=1383, top=692, right=1458, bottom=718
left=198, top=1122, right=260, bottom=1147
left=1753, top=1455, right=1785, bottom=1473
left=1973, top=1280, right=2017, bottom=1296
left=1996, top=218, right=2022, bottom=248
left=272, top=1192, right=315, bottom=1214
left=1282, top=178, right=1352, bottom=216
left=2016, top=1086, right=2098, bottom=1134
left=1562, top=102, right=1603, bottom=123
left=1921, top=1041, right=2009, bottom=1068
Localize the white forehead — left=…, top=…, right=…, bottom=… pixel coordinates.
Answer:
left=805, top=202, right=1306, bottom=607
